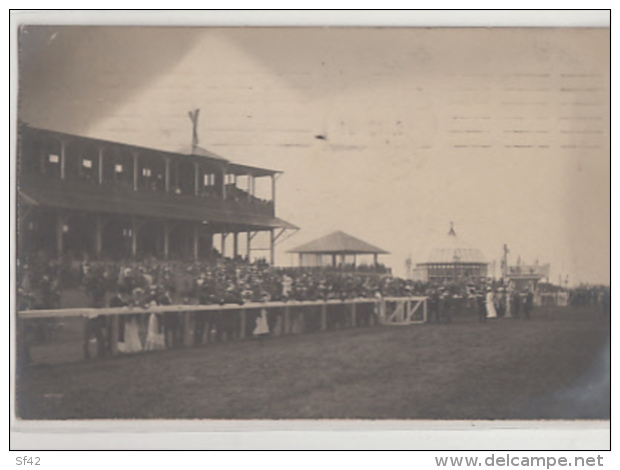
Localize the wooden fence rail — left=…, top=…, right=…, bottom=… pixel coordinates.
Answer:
left=17, top=297, right=427, bottom=360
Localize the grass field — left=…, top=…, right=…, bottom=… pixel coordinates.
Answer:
left=16, top=306, right=609, bottom=420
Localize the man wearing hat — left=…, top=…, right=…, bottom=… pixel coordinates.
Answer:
left=524, top=290, right=534, bottom=319
left=476, top=289, right=487, bottom=323
left=83, top=267, right=108, bottom=359
left=159, top=287, right=181, bottom=349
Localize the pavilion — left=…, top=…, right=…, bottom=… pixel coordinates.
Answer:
left=288, top=230, right=389, bottom=268
left=413, top=223, right=488, bottom=283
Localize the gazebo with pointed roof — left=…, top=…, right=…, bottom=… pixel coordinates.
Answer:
left=288, top=230, right=389, bottom=267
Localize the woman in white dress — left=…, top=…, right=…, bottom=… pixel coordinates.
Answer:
left=118, top=287, right=146, bottom=354
left=118, top=314, right=143, bottom=353
left=142, top=288, right=166, bottom=351
left=486, top=288, right=498, bottom=319
left=253, top=308, right=270, bottom=339
left=145, top=311, right=166, bottom=350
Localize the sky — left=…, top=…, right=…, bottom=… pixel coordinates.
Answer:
left=17, top=26, right=610, bottom=285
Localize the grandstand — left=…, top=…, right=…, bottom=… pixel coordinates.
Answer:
left=17, top=123, right=297, bottom=265
left=16, top=123, right=429, bottom=364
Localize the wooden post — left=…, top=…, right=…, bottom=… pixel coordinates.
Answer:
left=131, top=217, right=142, bottom=258
left=423, top=298, right=428, bottom=323
left=205, top=232, right=213, bottom=252
left=221, top=233, right=227, bottom=257
left=193, top=223, right=199, bottom=261
left=94, top=214, right=103, bottom=256
left=270, top=229, right=275, bottom=266
left=239, top=308, right=246, bottom=339
left=284, top=305, right=291, bottom=334
left=194, top=162, right=200, bottom=196
left=59, top=140, right=66, bottom=180
left=163, top=222, right=170, bottom=260
left=321, top=303, right=327, bottom=331
left=351, top=302, right=357, bottom=328
left=233, top=232, right=239, bottom=259
left=98, top=146, right=104, bottom=185
left=132, top=152, right=138, bottom=191
left=246, top=232, right=252, bottom=260
left=164, top=158, right=170, bottom=193
left=56, top=212, right=65, bottom=257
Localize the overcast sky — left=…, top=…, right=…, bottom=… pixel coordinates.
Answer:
left=18, top=26, right=610, bottom=284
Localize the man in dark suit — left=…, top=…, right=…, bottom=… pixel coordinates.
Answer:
left=160, top=288, right=181, bottom=349
left=524, top=291, right=534, bottom=319
left=83, top=270, right=108, bottom=359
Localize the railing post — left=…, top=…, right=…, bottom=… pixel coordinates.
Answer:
left=284, top=305, right=290, bottom=334
left=240, top=308, right=246, bottom=339
left=164, top=157, right=170, bottom=193
left=194, top=162, right=200, bottom=196
left=321, top=303, right=327, bottom=331
left=351, top=302, right=357, bottom=328
left=132, top=151, right=138, bottom=191
left=60, top=139, right=66, bottom=180
left=98, top=146, right=104, bottom=185
left=56, top=211, right=67, bottom=258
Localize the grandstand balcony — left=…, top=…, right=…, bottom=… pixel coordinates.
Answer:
left=19, top=173, right=275, bottom=219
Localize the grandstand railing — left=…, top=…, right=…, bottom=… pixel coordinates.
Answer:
left=17, top=296, right=428, bottom=362
left=19, top=173, right=275, bottom=217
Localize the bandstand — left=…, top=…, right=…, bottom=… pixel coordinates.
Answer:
left=287, top=230, right=389, bottom=268
left=413, top=223, right=488, bottom=283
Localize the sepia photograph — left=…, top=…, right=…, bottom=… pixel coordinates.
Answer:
left=11, top=13, right=610, bottom=449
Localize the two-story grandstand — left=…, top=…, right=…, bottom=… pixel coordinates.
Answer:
left=17, top=124, right=297, bottom=264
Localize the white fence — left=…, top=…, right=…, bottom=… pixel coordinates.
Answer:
left=18, top=297, right=428, bottom=361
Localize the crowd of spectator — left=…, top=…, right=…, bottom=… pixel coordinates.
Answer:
left=19, top=251, right=419, bottom=311
left=16, top=250, right=610, bottom=362
left=18, top=251, right=610, bottom=315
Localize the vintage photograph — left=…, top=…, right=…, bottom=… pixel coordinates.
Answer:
left=14, top=24, right=610, bottom=426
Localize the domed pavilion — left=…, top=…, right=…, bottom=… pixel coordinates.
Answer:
left=414, top=223, right=488, bottom=283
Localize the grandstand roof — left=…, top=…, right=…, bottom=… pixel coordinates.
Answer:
left=288, top=231, right=389, bottom=255
left=22, top=124, right=279, bottom=178
left=178, top=145, right=280, bottom=176
left=177, top=144, right=229, bottom=162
